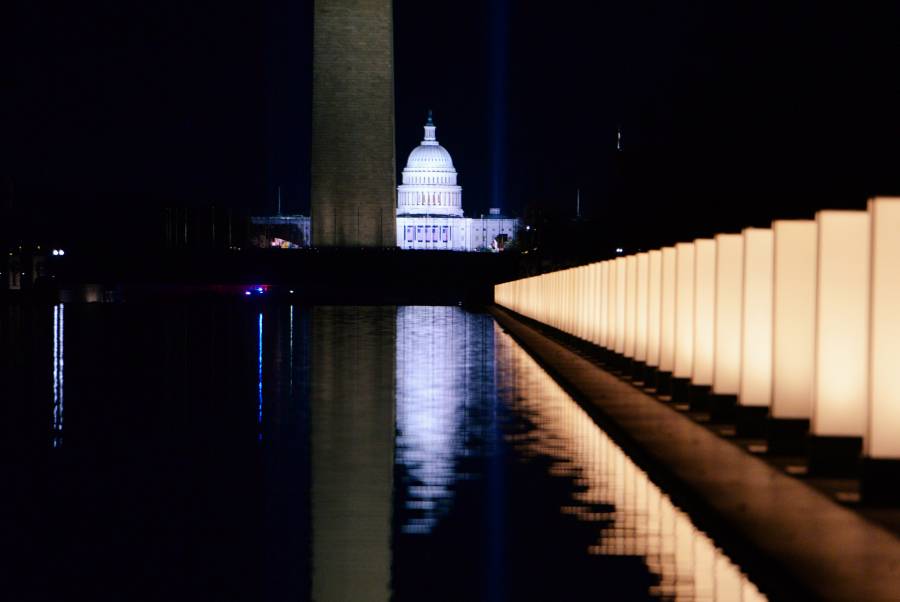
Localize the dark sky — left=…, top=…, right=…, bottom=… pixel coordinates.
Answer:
left=7, top=0, right=900, bottom=250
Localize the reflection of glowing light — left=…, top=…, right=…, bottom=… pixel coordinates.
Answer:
left=289, top=306, right=294, bottom=391
left=258, top=312, right=263, bottom=440
left=396, top=306, right=469, bottom=534
left=52, top=304, right=64, bottom=447
left=494, top=323, right=766, bottom=601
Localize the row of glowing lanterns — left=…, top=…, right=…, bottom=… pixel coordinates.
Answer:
left=496, top=197, right=900, bottom=462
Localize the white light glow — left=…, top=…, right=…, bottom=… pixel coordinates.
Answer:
left=624, top=255, right=637, bottom=358
left=646, top=250, right=663, bottom=368
left=660, top=247, right=677, bottom=373
left=692, top=239, right=716, bottom=386
left=713, top=234, right=743, bottom=395
left=739, top=228, right=774, bottom=408
left=813, top=210, right=870, bottom=437
left=674, top=243, right=695, bottom=379
left=867, top=198, right=900, bottom=458
left=616, top=257, right=626, bottom=353
left=635, top=253, right=649, bottom=362
left=771, top=220, right=817, bottom=420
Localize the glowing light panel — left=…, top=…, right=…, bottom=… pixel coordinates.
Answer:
left=692, top=239, right=716, bottom=386
left=868, top=198, right=900, bottom=458
left=635, top=253, right=649, bottom=362
left=600, top=262, right=609, bottom=347
left=647, top=250, right=663, bottom=368
left=660, top=247, right=677, bottom=373
left=739, top=228, right=774, bottom=407
left=674, top=243, right=695, bottom=379
left=813, top=210, right=870, bottom=437
left=624, top=255, right=637, bottom=358
left=713, top=234, right=743, bottom=395
left=771, top=220, right=817, bottom=419
left=615, top=257, right=626, bottom=354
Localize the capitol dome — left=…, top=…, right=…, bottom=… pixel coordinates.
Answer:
left=397, top=112, right=463, bottom=217
left=405, top=143, right=455, bottom=171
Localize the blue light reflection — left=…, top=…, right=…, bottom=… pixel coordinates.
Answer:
left=258, top=311, right=264, bottom=441
left=52, top=304, right=64, bottom=447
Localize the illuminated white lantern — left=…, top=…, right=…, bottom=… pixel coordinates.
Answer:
left=739, top=228, right=774, bottom=408
left=646, top=250, right=663, bottom=368
left=812, top=210, right=870, bottom=439
left=625, top=255, right=638, bottom=358
left=713, top=234, right=743, bottom=395
left=584, top=264, right=594, bottom=343
left=615, top=257, right=626, bottom=354
left=608, top=260, right=618, bottom=351
left=692, top=239, right=716, bottom=386
left=771, top=220, right=817, bottom=420
left=868, top=198, right=900, bottom=460
left=659, top=247, right=677, bottom=373
left=576, top=266, right=586, bottom=339
left=554, top=270, right=562, bottom=331
left=635, top=253, right=650, bottom=363
left=673, top=242, right=695, bottom=379
left=579, top=265, right=593, bottom=341
left=590, top=263, right=597, bottom=343
left=600, top=261, right=610, bottom=348
left=591, top=263, right=600, bottom=343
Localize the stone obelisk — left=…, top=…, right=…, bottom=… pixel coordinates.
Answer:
left=311, top=0, right=396, bottom=247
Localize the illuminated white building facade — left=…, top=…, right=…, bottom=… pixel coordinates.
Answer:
left=396, top=114, right=519, bottom=251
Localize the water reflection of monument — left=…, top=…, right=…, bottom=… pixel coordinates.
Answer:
left=310, top=306, right=395, bottom=599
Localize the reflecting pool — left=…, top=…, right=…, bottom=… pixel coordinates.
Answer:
left=0, top=303, right=766, bottom=601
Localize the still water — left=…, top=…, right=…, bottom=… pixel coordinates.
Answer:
left=0, top=303, right=766, bottom=601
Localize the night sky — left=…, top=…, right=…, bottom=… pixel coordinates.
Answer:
left=8, top=0, right=900, bottom=252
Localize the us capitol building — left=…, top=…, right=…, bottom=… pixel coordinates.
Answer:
left=251, top=113, right=519, bottom=251
left=396, top=113, right=518, bottom=251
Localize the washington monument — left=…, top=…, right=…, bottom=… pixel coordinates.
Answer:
left=311, top=0, right=396, bottom=247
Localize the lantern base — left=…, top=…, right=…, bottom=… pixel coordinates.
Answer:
left=861, top=459, right=900, bottom=505
left=655, top=371, right=673, bottom=396
left=607, top=352, right=626, bottom=373
left=688, top=385, right=711, bottom=412
left=735, top=406, right=768, bottom=438
left=708, top=394, right=737, bottom=424
left=622, top=357, right=636, bottom=379
left=642, top=366, right=659, bottom=391
left=807, top=435, right=862, bottom=478
left=595, top=347, right=613, bottom=366
left=671, top=377, right=691, bottom=405
left=766, top=418, right=810, bottom=456
left=629, top=360, right=647, bottom=383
